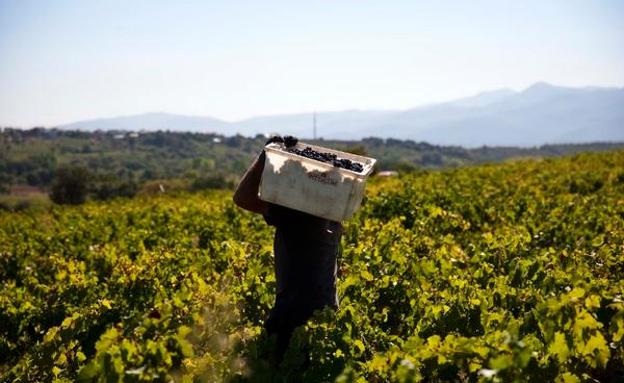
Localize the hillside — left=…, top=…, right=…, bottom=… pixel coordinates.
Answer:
left=1, top=150, right=622, bottom=382
left=55, top=83, right=624, bottom=147
left=2, top=128, right=624, bottom=201
left=61, top=112, right=227, bottom=133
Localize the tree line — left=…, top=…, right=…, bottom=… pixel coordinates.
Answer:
left=2, top=127, right=623, bottom=204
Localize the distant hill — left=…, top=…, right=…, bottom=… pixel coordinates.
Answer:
left=61, top=112, right=227, bottom=133
left=58, top=83, right=624, bottom=147
left=399, top=82, right=624, bottom=147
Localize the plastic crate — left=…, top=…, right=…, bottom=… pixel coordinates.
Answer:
left=259, top=142, right=376, bottom=222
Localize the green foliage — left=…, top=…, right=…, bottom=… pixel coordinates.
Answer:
left=0, top=193, right=50, bottom=212
left=340, top=145, right=368, bottom=157
left=1, top=150, right=623, bottom=382
left=3, top=128, right=624, bottom=196
left=50, top=165, right=91, bottom=205
left=92, top=182, right=138, bottom=201
left=191, top=175, right=235, bottom=192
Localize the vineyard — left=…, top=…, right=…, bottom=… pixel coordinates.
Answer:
left=1, top=150, right=623, bottom=382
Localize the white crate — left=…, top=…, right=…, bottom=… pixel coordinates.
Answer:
left=259, top=142, right=376, bottom=222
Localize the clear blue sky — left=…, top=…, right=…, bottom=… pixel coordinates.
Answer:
left=1, top=0, right=623, bottom=127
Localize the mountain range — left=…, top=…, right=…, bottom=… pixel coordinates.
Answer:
left=60, top=82, right=624, bottom=147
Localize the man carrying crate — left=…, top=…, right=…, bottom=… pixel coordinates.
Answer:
left=233, top=136, right=342, bottom=362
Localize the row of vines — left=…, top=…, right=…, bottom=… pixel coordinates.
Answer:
left=1, top=150, right=623, bottom=382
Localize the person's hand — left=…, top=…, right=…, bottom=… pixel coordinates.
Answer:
left=265, top=135, right=284, bottom=145
left=283, top=135, right=298, bottom=148
left=264, top=135, right=298, bottom=147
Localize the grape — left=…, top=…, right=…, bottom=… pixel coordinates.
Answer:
left=283, top=136, right=298, bottom=148
left=287, top=146, right=365, bottom=173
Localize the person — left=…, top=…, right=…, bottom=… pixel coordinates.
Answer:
left=232, top=136, right=342, bottom=362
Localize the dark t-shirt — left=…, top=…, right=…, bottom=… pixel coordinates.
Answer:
left=264, top=203, right=342, bottom=327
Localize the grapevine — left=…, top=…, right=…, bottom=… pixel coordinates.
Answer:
left=1, top=151, right=623, bottom=382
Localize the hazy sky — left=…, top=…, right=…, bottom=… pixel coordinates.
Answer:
left=1, top=0, right=623, bottom=127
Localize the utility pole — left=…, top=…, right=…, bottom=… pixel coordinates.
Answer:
left=313, top=111, right=317, bottom=140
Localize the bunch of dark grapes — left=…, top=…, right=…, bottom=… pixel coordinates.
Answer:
left=283, top=136, right=298, bottom=148
left=266, top=135, right=298, bottom=148
left=288, top=146, right=365, bottom=173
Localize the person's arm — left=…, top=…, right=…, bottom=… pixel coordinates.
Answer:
left=233, top=151, right=269, bottom=215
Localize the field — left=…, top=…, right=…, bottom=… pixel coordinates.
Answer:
left=1, top=151, right=623, bottom=382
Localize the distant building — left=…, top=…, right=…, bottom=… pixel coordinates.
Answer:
left=212, top=137, right=222, bottom=143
